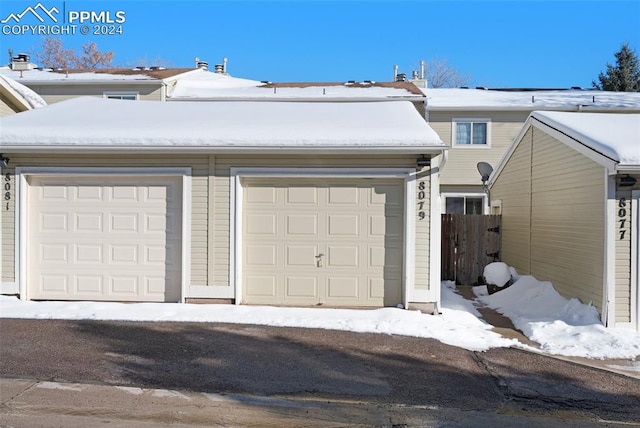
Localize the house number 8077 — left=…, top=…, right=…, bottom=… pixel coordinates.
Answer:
left=618, top=197, right=627, bottom=240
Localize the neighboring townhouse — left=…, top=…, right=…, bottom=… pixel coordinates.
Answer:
left=0, top=55, right=250, bottom=103
left=490, top=111, right=640, bottom=331
left=0, top=74, right=46, bottom=116
left=0, top=97, right=446, bottom=311
left=420, top=88, right=640, bottom=214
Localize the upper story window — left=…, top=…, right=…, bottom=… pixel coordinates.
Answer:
left=452, top=118, right=491, bottom=147
left=103, top=91, right=139, bottom=101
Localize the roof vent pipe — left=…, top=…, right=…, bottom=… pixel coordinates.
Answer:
left=223, top=57, right=228, bottom=74
left=420, top=60, right=425, bottom=79
left=393, top=65, right=398, bottom=81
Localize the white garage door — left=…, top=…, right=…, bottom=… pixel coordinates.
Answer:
left=242, top=178, right=404, bottom=307
left=27, top=176, right=182, bottom=302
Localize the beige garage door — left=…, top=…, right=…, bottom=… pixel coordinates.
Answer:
left=27, top=175, right=182, bottom=302
left=242, top=178, right=404, bottom=307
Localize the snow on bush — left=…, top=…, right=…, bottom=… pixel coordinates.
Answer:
left=483, top=262, right=511, bottom=287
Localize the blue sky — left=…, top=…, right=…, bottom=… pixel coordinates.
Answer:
left=1, top=0, right=639, bottom=88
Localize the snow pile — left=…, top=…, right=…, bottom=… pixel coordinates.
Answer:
left=1, top=271, right=638, bottom=359
left=0, top=286, right=518, bottom=353
left=483, top=262, right=511, bottom=287
left=476, top=275, right=640, bottom=359
left=169, top=70, right=265, bottom=98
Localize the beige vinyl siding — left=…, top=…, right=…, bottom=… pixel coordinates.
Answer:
left=0, top=154, right=208, bottom=286
left=491, top=128, right=532, bottom=274
left=3, top=153, right=432, bottom=298
left=493, top=126, right=606, bottom=312
left=1, top=167, right=15, bottom=282
left=530, top=131, right=605, bottom=310
left=415, top=171, right=430, bottom=292
left=615, top=177, right=640, bottom=323
left=429, top=111, right=529, bottom=186
left=211, top=155, right=430, bottom=290
left=26, top=84, right=162, bottom=104
left=0, top=98, right=19, bottom=116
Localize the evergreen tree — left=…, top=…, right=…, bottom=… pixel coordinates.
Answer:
left=593, top=43, right=640, bottom=92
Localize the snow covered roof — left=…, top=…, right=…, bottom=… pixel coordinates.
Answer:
left=0, top=97, right=444, bottom=153
left=169, top=79, right=425, bottom=101
left=421, top=88, right=640, bottom=111
left=0, top=66, right=197, bottom=83
left=530, top=111, right=640, bottom=168
left=0, top=74, right=46, bottom=110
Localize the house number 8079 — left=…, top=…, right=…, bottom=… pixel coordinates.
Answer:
left=417, top=181, right=426, bottom=220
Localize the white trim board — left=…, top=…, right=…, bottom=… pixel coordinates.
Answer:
left=14, top=167, right=192, bottom=302
left=632, top=190, right=640, bottom=331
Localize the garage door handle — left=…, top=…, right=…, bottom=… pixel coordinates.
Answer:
left=315, top=254, right=325, bottom=268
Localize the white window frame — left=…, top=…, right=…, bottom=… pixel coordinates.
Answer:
left=452, top=118, right=491, bottom=148
left=441, top=192, right=488, bottom=214
left=103, top=91, right=140, bottom=101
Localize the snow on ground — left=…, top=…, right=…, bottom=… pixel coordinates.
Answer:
left=1, top=270, right=639, bottom=359
left=475, top=274, right=640, bottom=360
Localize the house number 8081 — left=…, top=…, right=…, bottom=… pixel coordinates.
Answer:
left=4, top=173, right=10, bottom=210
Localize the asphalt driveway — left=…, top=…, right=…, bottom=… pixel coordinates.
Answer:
left=1, top=318, right=639, bottom=425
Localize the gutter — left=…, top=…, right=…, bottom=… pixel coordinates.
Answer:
left=166, top=96, right=427, bottom=103
left=0, top=145, right=447, bottom=155
left=424, top=106, right=640, bottom=112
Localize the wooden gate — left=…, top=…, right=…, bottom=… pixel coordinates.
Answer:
left=441, top=214, right=501, bottom=285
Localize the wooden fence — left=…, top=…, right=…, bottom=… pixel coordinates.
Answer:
left=441, top=214, right=501, bottom=285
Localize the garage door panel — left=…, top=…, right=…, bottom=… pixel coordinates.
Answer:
left=328, top=186, right=359, bottom=205
left=40, top=243, right=68, bottom=263
left=247, top=214, right=277, bottom=236
left=28, top=175, right=182, bottom=302
left=40, top=184, right=68, bottom=200
left=287, top=187, right=317, bottom=204
left=75, top=243, right=102, bottom=263
left=75, top=213, right=103, bottom=232
left=243, top=178, right=403, bottom=307
left=246, top=245, right=277, bottom=267
left=327, top=277, right=359, bottom=298
left=286, top=276, right=318, bottom=298
left=328, top=215, right=359, bottom=236
left=76, top=185, right=102, bottom=200
left=76, top=275, right=103, bottom=294
left=245, top=275, right=277, bottom=297
left=327, top=246, right=358, bottom=267
left=41, top=275, right=68, bottom=293
left=40, top=212, right=68, bottom=232
left=245, top=186, right=276, bottom=204
left=286, top=245, right=317, bottom=267
left=110, top=276, right=138, bottom=294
